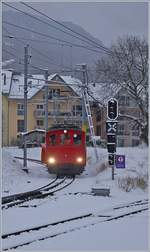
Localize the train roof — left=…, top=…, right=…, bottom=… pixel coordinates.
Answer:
left=47, top=124, right=82, bottom=132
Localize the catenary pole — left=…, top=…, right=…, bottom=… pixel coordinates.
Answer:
left=23, top=45, right=29, bottom=172
left=44, top=69, right=49, bottom=131
left=81, top=64, right=99, bottom=160
left=81, top=64, right=87, bottom=130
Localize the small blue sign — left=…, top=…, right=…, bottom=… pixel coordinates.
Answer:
left=116, top=155, right=125, bottom=168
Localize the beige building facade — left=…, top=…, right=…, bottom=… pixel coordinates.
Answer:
left=4, top=73, right=85, bottom=145
left=2, top=71, right=141, bottom=147
left=2, top=95, right=9, bottom=146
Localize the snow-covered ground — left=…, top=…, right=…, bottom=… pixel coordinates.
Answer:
left=2, top=146, right=149, bottom=250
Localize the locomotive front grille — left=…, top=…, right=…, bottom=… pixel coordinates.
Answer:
left=48, top=163, right=84, bottom=175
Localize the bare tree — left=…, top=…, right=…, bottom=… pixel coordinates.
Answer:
left=96, top=36, right=148, bottom=145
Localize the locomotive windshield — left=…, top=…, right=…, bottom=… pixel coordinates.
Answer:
left=47, top=129, right=83, bottom=146
left=49, top=134, right=56, bottom=145
left=73, top=133, right=81, bottom=145
left=60, top=133, right=71, bottom=145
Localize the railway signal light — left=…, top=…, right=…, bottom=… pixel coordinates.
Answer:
left=106, top=121, right=118, bottom=134
left=108, top=154, right=115, bottom=165
left=107, top=98, right=118, bottom=120
left=107, top=143, right=116, bottom=153
left=107, top=134, right=116, bottom=144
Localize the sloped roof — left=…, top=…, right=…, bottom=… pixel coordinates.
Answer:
left=2, top=70, right=121, bottom=104
left=59, top=75, right=82, bottom=96
left=88, top=82, right=121, bottom=105
left=8, top=73, right=82, bottom=100
left=9, top=74, right=45, bottom=99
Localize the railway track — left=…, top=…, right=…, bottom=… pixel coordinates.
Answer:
left=2, top=177, right=58, bottom=204
left=2, top=199, right=148, bottom=250
left=2, top=176, right=75, bottom=209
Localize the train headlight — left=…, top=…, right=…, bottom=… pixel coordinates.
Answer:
left=76, top=157, right=83, bottom=163
left=48, top=157, right=56, bottom=164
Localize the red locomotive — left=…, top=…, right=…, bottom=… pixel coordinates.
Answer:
left=41, top=125, right=86, bottom=175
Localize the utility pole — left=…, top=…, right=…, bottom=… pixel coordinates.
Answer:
left=23, top=45, right=29, bottom=172
left=44, top=69, right=49, bottom=131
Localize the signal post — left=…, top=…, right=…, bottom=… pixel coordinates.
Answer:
left=106, top=98, right=118, bottom=180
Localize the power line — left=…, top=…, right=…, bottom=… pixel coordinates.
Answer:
left=3, top=2, right=106, bottom=51
left=30, top=46, right=72, bottom=70
left=3, top=48, right=73, bottom=74
left=3, top=35, right=70, bottom=46
left=3, top=48, right=46, bottom=72
left=21, top=2, right=112, bottom=54
left=3, top=48, right=104, bottom=74
left=3, top=48, right=19, bottom=59
left=3, top=26, right=72, bottom=69
left=3, top=32, right=73, bottom=70
left=3, top=47, right=103, bottom=74
left=3, top=21, right=108, bottom=54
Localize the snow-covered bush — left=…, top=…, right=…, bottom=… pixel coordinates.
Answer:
left=117, top=173, right=148, bottom=192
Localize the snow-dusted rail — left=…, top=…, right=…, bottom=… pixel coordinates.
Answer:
left=2, top=199, right=148, bottom=251
left=2, top=176, right=75, bottom=209
left=2, top=177, right=59, bottom=204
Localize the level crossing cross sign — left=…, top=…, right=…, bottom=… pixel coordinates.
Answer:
left=116, top=155, right=125, bottom=168
left=106, top=121, right=117, bottom=134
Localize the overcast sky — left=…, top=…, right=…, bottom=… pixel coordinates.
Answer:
left=3, top=1, right=148, bottom=47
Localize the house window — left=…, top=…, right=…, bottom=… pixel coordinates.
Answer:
left=17, top=120, right=24, bottom=132
left=119, top=96, right=130, bottom=106
left=96, top=111, right=101, bottom=122
left=132, top=139, right=139, bottom=146
left=17, top=103, right=24, bottom=115
left=119, top=110, right=125, bottom=120
left=37, top=120, right=44, bottom=127
left=132, top=124, right=139, bottom=136
left=48, top=89, right=60, bottom=99
left=118, top=124, right=125, bottom=135
left=72, top=105, right=82, bottom=116
left=96, top=126, right=101, bottom=136
left=37, top=104, right=44, bottom=110
left=118, top=138, right=124, bottom=147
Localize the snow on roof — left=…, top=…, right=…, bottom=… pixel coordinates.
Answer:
left=60, top=75, right=82, bottom=96
left=5, top=71, right=120, bottom=104
left=1, top=70, right=13, bottom=94
left=8, top=73, right=82, bottom=100
left=48, top=73, right=60, bottom=81
left=55, top=76, right=120, bottom=104
left=9, top=74, right=45, bottom=99
left=88, top=82, right=121, bottom=105
left=20, top=129, right=45, bottom=136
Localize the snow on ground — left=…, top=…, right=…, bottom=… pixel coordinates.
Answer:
left=22, top=211, right=148, bottom=250
left=2, top=146, right=149, bottom=250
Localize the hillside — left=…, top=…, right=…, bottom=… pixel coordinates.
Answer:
left=2, top=10, right=105, bottom=76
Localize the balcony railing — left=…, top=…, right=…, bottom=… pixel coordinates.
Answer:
left=34, top=110, right=45, bottom=117
left=17, top=110, right=24, bottom=116
left=117, top=131, right=130, bottom=136
left=34, top=110, right=82, bottom=119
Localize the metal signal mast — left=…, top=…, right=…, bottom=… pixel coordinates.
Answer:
left=80, top=64, right=99, bottom=160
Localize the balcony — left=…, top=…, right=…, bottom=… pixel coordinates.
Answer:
left=34, top=110, right=82, bottom=119
left=117, top=131, right=130, bottom=136
left=17, top=110, right=24, bottom=116
left=34, top=110, right=45, bottom=117
left=132, top=131, right=139, bottom=136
